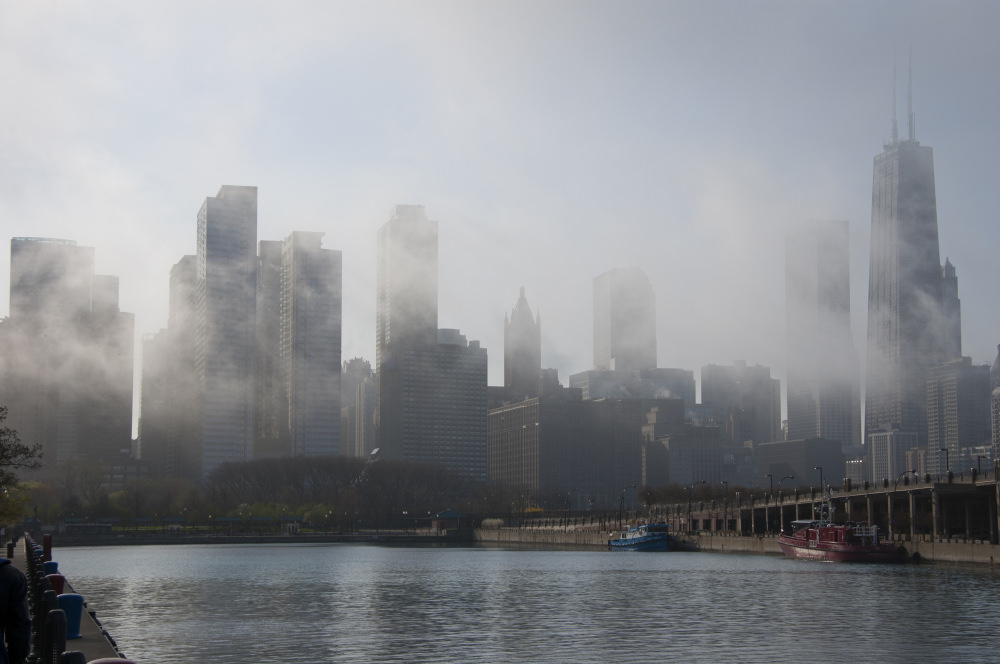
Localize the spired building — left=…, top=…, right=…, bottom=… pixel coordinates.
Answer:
left=1, top=238, right=134, bottom=471
left=865, top=90, right=961, bottom=451
left=785, top=221, right=861, bottom=453
left=195, top=185, right=258, bottom=478
left=375, top=205, right=487, bottom=480
left=504, top=287, right=541, bottom=401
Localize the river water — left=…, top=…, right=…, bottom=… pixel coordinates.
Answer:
left=53, top=543, right=999, bottom=663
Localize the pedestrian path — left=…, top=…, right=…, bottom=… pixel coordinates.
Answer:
left=12, top=535, right=129, bottom=663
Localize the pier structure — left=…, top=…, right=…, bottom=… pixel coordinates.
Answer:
left=674, top=467, right=1000, bottom=545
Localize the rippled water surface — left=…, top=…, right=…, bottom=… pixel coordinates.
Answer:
left=54, top=543, right=1000, bottom=663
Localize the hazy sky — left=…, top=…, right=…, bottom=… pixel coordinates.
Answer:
left=2, top=1, right=998, bottom=412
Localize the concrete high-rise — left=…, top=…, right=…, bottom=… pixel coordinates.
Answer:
left=865, top=108, right=961, bottom=447
left=341, top=357, right=376, bottom=458
left=569, top=368, right=695, bottom=405
left=195, top=185, right=258, bottom=478
left=255, top=232, right=342, bottom=459
left=376, top=205, right=439, bottom=460
left=139, top=255, right=199, bottom=480
left=2, top=238, right=133, bottom=470
left=488, top=382, right=675, bottom=508
left=925, top=357, right=991, bottom=476
left=593, top=267, right=656, bottom=373
left=254, top=241, right=286, bottom=458
left=393, top=329, right=488, bottom=480
left=280, top=231, right=342, bottom=457
left=504, top=287, right=541, bottom=399
left=376, top=205, right=438, bottom=358
left=785, top=221, right=861, bottom=452
left=701, top=361, right=781, bottom=445
left=375, top=206, right=487, bottom=479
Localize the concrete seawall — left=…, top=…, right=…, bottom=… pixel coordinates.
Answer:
left=474, top=528, right=786, bottom=555
left=475, top=528, right=608, bottom=548
left=474, top=527, right=1000, bottom=565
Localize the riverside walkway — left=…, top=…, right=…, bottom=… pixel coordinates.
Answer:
left=12, top=534, right=128, bottom=664
left=678, top=469, right=1000, bottom=546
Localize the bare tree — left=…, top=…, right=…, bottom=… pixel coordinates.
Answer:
left=0, top=406, right=42, bottom=492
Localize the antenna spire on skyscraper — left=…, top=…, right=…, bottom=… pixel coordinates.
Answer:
left=891, top=49, right=899, bottom=145
left=907, top=45, right=916, bottom=141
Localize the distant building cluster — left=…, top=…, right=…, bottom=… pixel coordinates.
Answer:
left=1, top=109, right=998, bottom=503
left=0, top=238, right=134, bottom=476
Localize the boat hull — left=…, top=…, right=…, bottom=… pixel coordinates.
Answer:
left=777, top=535, right=904, bottom=563
left=609, top=524, right=675, bottom=551
left=609, top=535, right=674, bottom=552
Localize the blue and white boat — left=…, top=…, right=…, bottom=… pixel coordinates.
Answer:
left=608, top=523, right=675, bottom=551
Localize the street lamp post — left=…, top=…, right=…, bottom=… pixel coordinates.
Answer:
left=764, top=473, right=774, bottom=533
left=618, top=484, right=635, bottom=531
left=890, top=469, right=918, bottom=540
left=721, top=481, right=729, bottom=532
left=775, top=475, right=794, bottom=533
left=777, top=475, right=795, bottom=498
left=813, top=466, right=824, bottom=521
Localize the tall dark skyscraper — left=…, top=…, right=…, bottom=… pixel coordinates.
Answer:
left=196, top=185, right=258, bottom=478
left=701, top=361, right=781, bottom=445
left=593, top=266, right=656, bottom=373
left=255, top=232, right=343, bottom=458
left=925, top=357, right=991, bottom=475
left=785, top=221, right=861, bottom=451
left=140, top=255, right=200, bottom=480
left=376, top=205, right=438, bottom=359
left=254, top=240, right=285, bottom=458
left=375, top=205, right=439, bottom=459
left=279, top=231, right=342, bottom=457
left=375, top=206, right=487, bottom=479
left=504, top=287, right=541, bottom=399
left=865, top=88, right=960, bottom=448
left=341, top=357, right=376, bottom=458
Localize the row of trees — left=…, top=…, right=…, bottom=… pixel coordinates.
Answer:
left=2, top=405, right=775, bottom=529
left=20, top=455, right=530, bottom=530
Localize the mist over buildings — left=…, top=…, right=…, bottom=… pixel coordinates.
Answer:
left=0, top=2, right=998, bottom=500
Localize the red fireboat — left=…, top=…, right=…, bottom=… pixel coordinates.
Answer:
left=776, top=492, right=905, bottom=563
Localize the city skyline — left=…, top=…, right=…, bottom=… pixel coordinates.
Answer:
left=1, top=2, right=998, bottom=424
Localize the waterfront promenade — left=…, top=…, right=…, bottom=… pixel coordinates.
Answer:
left=13, top=535, right=127, bottom=662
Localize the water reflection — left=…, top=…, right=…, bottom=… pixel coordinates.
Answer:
left=55, top=544, right=1000, bottom=663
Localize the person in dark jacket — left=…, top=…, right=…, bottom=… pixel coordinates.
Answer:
left=0, top=559, right=29, bottom=664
